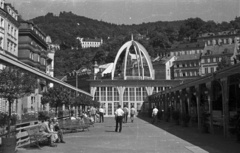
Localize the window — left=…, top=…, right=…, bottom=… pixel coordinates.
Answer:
left=205, top=68, right=208, bottom=74
left=129, top=87, right=135, bottom=101
left=100, top=87, right=106, bottom=101
left=108, top=103, right=112, bottom=115
left=94, top=87, right=99, bottom=101
left=213, top=58, right=216, bottom=62
left=211, top=67, right=214, bottom=73
left=152, top=87, right=157, bottom=95
left=142, top=87, right=148, bottom=100
left=107, top=87, right=113, bottom=101
left=114, top=88, right=119, bottom=101
left=123, top=88, right=128, bottom=101
left=136, top=87, right=141, bottom=101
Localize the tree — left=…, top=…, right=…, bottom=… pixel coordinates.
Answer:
left=217, top=56, right=231, bottom=70
left=0, top=66, right=37, bottom=137
left=42, top=85, right=73, bottom=115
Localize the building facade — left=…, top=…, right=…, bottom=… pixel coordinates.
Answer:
left=173, top=54, right=201, bottom=80
left=89, top=39, right=181, bottom=117
left=76, top=37, right=103, bottom=48
left=0, top=1, right=19, bottom=112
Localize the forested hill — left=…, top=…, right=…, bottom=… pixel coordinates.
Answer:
left=30, top=12, right=240, bottom=76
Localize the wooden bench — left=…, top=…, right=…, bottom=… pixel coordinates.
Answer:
left=59, top=119, right=90, bottom=133
left=83, top=117, right=94, bottom=127
left=25, top=125, right=49, bottom=149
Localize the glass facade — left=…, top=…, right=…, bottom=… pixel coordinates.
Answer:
left=129, top=87, right=135, bottom=101
left=108, top=103, right=112, bottom=115
left=107, top=87, right=113, bottom=101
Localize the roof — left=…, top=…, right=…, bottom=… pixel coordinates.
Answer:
left=153, top=55, right=175, bottom=64
left=175, top=54, right=201, bottom=62
left=101, top=63, right=114, bottom=76
left=202, top=44, right=235, bottom=56
left=169, top=42, right=205, bottom=51
left=83, top=38, right=102, bottom=42
left=198, top=30, right=239, bottom=39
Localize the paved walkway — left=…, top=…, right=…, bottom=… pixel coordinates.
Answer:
left=18, top=117, right=240, bottom=153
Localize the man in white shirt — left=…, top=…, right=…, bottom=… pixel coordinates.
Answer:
left=152, top=106, right=159, bottom=124
left=115, top=105, right=124, bottom=132
left=99, top=107, right=105, bottom=123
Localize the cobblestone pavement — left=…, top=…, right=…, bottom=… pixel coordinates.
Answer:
left=17, top=117, right=240, bottom=153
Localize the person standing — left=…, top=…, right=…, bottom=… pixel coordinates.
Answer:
left=123, top=105, right=129, bottom=123
left=152, top=106, right=159, bottom=124
left=130, top=105, right=136, bottom=123
left=99, top=106, right=105, bottom=123
left=115, top=105, right=124, bottom=132
left=90, top=106, right=96, bottom=123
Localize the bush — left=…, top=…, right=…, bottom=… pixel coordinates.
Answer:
left=21, top=112, right=38, bottom=122
left=38, top=111, right=50, bottom=121
left=0, top=112, right=8, bottom=128
left=10, top=113, right=19, bottom=125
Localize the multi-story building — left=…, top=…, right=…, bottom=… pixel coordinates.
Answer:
left=46, top=35, right=59, bottom=78
left=169, top=42, right=205, bottom=56
left=198, top=30, right=239, bottom=46
left=18, top=20, right=49, bottom=72
left=18, top=20, right=52, bottom=113
left=168, top=42, right=204, bottom=80
left=173, top=54, right=201, bottom=80
left=200, top=44, right=235, bottom=76
left=0, top=1, right=19, bottom=112
left=76, top=37, right=103, bottom=48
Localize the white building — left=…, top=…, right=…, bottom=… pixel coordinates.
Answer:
left=76, top=37, right=103, bottom=48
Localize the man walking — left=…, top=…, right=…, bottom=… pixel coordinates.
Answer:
left=99, top=106, right=105, bottom=123
left=115, top=105, right=124, bottom=132
left=123, top=105, right=129, bottom=123
left=130, top=105, right=136, bottom=123
left=152, top=106, right=159, bottom=124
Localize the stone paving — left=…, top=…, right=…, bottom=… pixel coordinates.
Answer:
left=17, top=117, right=240, bottom=153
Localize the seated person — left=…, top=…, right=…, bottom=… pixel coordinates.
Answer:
left=49, top=119, right=58, bottom=143
left=39, top=119, right=57, bottom=147
left=53, top=117, right=65, bottom=143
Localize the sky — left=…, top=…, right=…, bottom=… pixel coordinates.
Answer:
left=7, top=0, right=240, bottom=25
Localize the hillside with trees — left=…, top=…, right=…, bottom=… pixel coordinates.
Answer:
left=30, top=12, right=240, bottom=76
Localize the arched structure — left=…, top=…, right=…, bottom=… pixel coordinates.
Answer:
left=111, top=39, right=154, bottom=80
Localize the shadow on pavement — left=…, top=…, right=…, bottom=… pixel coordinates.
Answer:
left=138, top=116, right=240, bottom=153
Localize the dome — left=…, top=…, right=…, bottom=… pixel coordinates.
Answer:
left=111, top=39, right=154, bottom=80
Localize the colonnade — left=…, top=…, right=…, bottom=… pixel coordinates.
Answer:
left=148, top=63, right=240, bottom=137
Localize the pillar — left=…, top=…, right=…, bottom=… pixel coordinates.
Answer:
left=221, top=77, right=229, bottom=137
left=206, top=82, right=214, bottom=134
left=195, top=85, right=201, bottom=131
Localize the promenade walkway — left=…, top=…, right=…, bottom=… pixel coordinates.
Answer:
left=18, top=117, right=240, bottom=153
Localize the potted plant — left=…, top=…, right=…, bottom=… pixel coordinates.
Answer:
left=0, top=67, right=37, bottom=152
left=172, top=110, right=180, bottom=125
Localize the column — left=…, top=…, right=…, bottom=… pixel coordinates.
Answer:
left=195, top=85, right=201, bottom=131
left=221, top=77, right=229, bottom=137
left=206, top=82, right=214, bottom=134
